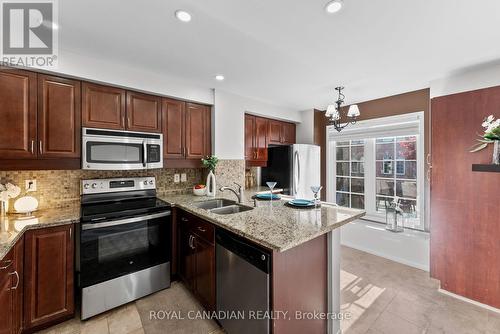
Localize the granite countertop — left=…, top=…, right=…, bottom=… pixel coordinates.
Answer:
left=0, top=202, right=80, bottom=261
left=0, top=187, right=365, bottom=260
left=159, top=187, right=365, bottom=252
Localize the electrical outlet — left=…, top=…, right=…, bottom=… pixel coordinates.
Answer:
left=25, top=180, right=37, bottom=192
left=174, top=174, right=180, bottom=183
left=181, top=173, right=187, bottom=182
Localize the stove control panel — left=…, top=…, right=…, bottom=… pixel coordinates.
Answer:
left=81, top=177, right=156, bottom=195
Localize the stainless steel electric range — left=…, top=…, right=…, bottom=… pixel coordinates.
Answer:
left=77, top=177, right=171, bottom=320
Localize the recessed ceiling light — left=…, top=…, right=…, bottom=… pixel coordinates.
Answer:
left=325, top=0, right=343, bottom=14
left=215, top=75, right=225, bottom=81
left=175, top=10, right=192, bottom=22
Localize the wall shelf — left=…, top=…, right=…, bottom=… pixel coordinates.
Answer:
left=472, top=164, right=500, bottom=173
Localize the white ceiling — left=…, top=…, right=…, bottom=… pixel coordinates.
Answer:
left=60, top=0, right=500, bottom=110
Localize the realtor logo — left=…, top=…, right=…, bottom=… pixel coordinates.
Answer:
left=1, top=0, right=58, bottom=68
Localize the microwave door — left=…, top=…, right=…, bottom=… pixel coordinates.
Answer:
left=83, top=136, right=146, bottom=170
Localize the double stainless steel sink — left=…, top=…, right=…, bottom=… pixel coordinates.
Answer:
left=193, top=199, right=254, bottom=215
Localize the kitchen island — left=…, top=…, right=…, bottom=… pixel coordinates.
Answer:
left=159, top=188, right=365, bottom=334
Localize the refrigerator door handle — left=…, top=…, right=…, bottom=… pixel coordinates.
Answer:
left=294, top=150, right=300, bottom=195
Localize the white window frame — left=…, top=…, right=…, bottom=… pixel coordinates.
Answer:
left=326, top=112, right=425, bottom=230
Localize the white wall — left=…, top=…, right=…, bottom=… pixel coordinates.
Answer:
left=430, top=60, right=500, bottom=98
left=296, top=109, right=315, bottom=144
left=57, top=49, right=214, bottom=104
left=214, top=90, right=301, bottom=159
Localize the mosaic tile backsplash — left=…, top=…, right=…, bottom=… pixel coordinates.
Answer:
left=0, top=159, right=246, bottom=211
left=0, top=168, right=202, bottom=210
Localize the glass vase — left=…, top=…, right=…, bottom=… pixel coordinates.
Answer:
left=493, top=141, right=500, bottom=165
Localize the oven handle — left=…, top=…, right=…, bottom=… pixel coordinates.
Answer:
left=82, top=211, right=171, bottom=230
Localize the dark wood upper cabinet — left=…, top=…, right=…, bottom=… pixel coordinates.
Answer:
left=281, top=122, right=296, bottom=145
left=126, top=92, right=162, bottom=133
left=185, top=103, right=211, bottom=160
left=24, top=225, right=74, bottom=331
left=244, top=114, right=256, bottom=161
left=38, top=75, right=81, bottom=158
left=162, top=98, right=185, bottom=159
left=82, top=83, right=126, bottom=130
left=254, top=116, right=268, bottom=161
left=0, top=68, right=37, bottom=159
left=268, top=119, right=282, bottom=145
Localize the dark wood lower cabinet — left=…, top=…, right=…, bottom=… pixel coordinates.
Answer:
left=24, top=225, right=74, bottom=332
left=0, top=237, right=23, bottom=334
left=177, top=210, right=215, bottom=311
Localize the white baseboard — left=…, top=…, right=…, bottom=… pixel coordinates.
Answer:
left=438, top=288, right=500, bottom=314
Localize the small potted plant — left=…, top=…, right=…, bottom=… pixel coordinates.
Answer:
left=201, top=155, right=219, bottom=197
left=470, top=115, right=500, bottom=165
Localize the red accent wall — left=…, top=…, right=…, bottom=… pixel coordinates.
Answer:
left=431, top=86, right=500, bottom=308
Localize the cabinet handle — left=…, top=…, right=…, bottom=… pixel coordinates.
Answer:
left=9, top=271, right=19, bottom=290
left=69, top=227, right=72, bottom=240
left=0, top=260, right=12, bottom=270
left=191, top=235, right=196, bottom=249
left=39, top=141, right=43, bottom=154
left=197, top=226, right=206, bottom=233
left=128, top=117, right=131, bottom=128
left=30, top=140, right=35, bottom=154
left=181, top=217, right=188, bottom=222
left=122, top=116, right=125, bottom=127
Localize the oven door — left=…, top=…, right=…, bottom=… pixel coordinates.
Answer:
left=79, top=211, right=171, bottom=288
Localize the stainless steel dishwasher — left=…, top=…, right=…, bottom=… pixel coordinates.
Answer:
left=216, top=229, right=271, bottom=334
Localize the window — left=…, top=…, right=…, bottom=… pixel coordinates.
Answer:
left=327, top=113, right=425, bottom=231
left=335, top=140, right=365, bottom=209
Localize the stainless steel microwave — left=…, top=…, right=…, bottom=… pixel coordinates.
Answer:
left=82, top=128, right=163, bottom=170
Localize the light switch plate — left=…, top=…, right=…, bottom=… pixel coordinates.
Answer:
left=25, top=180, right=37, bottom=192
left=181, top=173, right=187, bottom=182
left=174, top=174, right=180, bottom=183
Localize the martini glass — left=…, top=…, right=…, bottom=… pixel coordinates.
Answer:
left=266, top=182, right=277, bottom=204
left=311, top=186, right=323, bottom=209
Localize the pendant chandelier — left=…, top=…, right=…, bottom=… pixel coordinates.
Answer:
left=325, top=86, right=360, bottom=132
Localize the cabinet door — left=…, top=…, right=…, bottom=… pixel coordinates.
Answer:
left=126, top=91, right=162, bottom=133
left=38, top=75, right=81, bottom=158
left=24, top=225, right=74, bottom=331
left=12, top=238, right=23, bottom=334
left=268, top=120, right=282, bottom=145
left=0, top=68, right=37, bottom=159
left=254, top=116, right=268, bottom=161
left=245, top=114, right=256, bottom=160
left=281, top=122, right=296, bottom=144
left=185, top=103, right=211, bottom=160
left=0, top=252, right=13, bottom=334
left=193, top=236, right=215, bottom=311
left=178, top=219, right=195, bottom=290
left=162, top=98, right=185, bottom=159
left=82, top=83, right=126, bottom=130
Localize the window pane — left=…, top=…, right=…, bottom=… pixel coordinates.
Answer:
left=376, top=143, right=394, bottom=160
left=351, top=162, right=364, bottom=177
left=376, top=179, right=394, bottom=196
left=376, top=196, right=394, bottom=213
left=397, top=141, right=417, bottom=160
left=376, top=161, right=394, bottom=177
left=396, top=180, right=417, bottom=199
left=351, top=194, right=365, bottom=209
left=351, top=178, right=364, bottom=194
left=396, top=136, right=416, bottom=143
left=376, top=137, right=395, bottom=143
left=399, top=199, right=417, bottom=215
left=351, top=146, right=364, bottom=161
left=395, top=161, right=416, bottom=179
left=336, top=147, right=350, bottom=160
left=336, top=177, right=350, bottom=192
left=336, top=141, right=350, bottom=146
left=336, top=192, right=349, bottom=207
left=351, top=139, right=365, bottom=145
left=336, top=162, right=349, bottom=176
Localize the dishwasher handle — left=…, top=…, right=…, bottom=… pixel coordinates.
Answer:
left=216, top=229, right=271, bottom=274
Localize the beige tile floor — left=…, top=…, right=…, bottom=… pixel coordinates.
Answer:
left=40, top=246, right=500, bottom=334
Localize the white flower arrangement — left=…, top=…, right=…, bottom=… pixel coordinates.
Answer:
left=470, top=115, right=500, bottom=152
left=0, top=183, right=21, bottom=202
